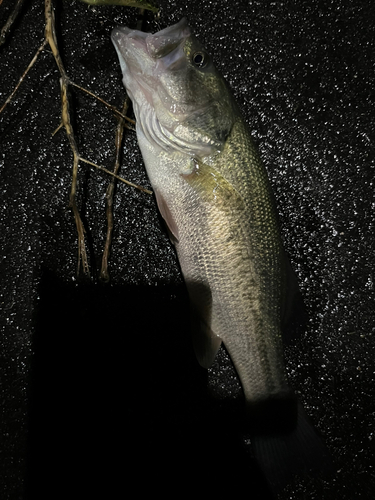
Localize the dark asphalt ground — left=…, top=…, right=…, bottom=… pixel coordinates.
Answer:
left=1, top=0, right=374, bottom=498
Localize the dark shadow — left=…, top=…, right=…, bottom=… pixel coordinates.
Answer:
left=25, top=268, right=274, bottom=499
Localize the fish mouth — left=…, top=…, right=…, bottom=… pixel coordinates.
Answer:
left=111, top=18, right=191, bottom=62
left=111, top=18, right=194, bottom=114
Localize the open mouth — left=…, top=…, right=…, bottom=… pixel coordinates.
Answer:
left=111, top=18, right=191, bottom=61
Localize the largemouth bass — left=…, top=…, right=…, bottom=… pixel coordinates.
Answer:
left=112, top=18, right=330, bottom=488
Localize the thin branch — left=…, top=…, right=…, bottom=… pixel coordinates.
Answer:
left=45, top=0, right=89, bottom=275
left=100, top=97, right=130, bottom=281
left=100, top=7, right=149, bottom=282
left=44, top=0, right=67, bottom=78
left=52, top=121, right=63, bottom=136
left=69, top=80, right=136, bottom=126
left=61, top=79, right=90, bottom=276
left=79, top=156, right=152, bottom=194
left=0, top=0, right=27, bottom=47
left=0, top=38, right=48, bottom=114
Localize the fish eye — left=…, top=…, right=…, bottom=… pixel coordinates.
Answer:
left=192, top=52, right=207, bottom=68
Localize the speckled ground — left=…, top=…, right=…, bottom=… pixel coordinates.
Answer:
left=0, top=1, right=374, bottom=498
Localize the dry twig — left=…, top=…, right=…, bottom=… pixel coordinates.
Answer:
left=0, top=38, right=48, bottom=114
left=100, top=97, right=131, bottom=281
left=0, top=0, right=27, bottom=47
left=69, top=81, right=135, bottom=127
left=45, top=0, right=90, bottom=275
left=0, top=0, right=153, bottom=277
left=99, top=9, right=149, bottom=281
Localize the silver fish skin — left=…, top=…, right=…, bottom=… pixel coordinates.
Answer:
left=111, top=18, right=291, bottom=407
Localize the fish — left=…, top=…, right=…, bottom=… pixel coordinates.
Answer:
left=111, top=18, right=331, bottom=490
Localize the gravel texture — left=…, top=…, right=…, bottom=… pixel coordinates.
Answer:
left=0, top=1, right=374, bottom=498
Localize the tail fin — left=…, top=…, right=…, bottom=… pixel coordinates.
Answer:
left=251, top=402, right=333, bottom=492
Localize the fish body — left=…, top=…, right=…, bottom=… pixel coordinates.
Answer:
left=112, top=18, right=331, bottom=488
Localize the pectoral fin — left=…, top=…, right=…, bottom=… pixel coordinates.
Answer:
left=186, top=280, right=222, bottom=369
left=182, top=159, right=245, bottom=213
left=191, top=314, right=222, bottom=369
left=153, top=187, right=179, bottom=243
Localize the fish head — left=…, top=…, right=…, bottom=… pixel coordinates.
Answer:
left=111, top=18, right=236, bottom=158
